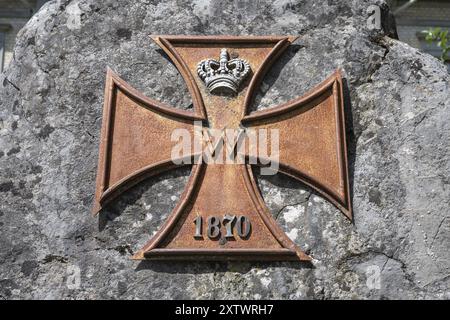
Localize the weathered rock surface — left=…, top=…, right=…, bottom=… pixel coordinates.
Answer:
left=0, top=0, right=449, bottom=299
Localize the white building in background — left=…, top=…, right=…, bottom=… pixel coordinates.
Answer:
left=0, top=0, right=48, bottom=72
left=390, top=0, right=450, bottom=68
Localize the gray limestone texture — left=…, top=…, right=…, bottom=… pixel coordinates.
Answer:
left=0, top=0, right=448, bottom=299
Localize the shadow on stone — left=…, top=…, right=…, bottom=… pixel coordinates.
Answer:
left=155, top=48, right=177, bottom=67
left=98, top=166, right=191, bottom=231
left=253, top=166, right=314, bottom=192
left=342, top=77, right=356, bottom=225
left=249, top=43, right=304, bottom=113
left=134, top=259, right=314, bottom=274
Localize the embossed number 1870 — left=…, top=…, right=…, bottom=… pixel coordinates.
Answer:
left=193, top=215, right=251, bottom=239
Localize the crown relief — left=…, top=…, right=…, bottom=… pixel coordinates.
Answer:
left=197, top=48, right=251, bottom=95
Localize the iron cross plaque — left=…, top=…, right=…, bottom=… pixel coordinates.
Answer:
left=92, top=35, right=352, bottom=261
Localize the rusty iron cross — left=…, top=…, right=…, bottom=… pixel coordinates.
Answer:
left=92, top=36, right=352, bottom=261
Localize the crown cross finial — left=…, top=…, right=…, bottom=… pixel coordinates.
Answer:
left=197, top=48, right=251, bottom=94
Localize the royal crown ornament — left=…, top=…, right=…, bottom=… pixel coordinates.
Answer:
left=197, top=48, right=251, bottom=94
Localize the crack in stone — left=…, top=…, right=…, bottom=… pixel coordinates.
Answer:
left=421, top=273, right=450, bottom=288
left=41, top=254, right=68, bottom=264
left=430, top=217, right=447, bottom=249
left=364, top=36, right=391, bottom=84
left=338, top=248, right=416, bottom=287
left=274, top=192, right=311, bottom=221
left=380, top=256, right=390, bottom=274
left=3, top=77, right=21, bottom=92
left=372, top=250, right=415, bottom=286
left=108, top=244, right=134, bottom=255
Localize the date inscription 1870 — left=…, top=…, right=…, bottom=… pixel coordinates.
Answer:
left=193, top=215, right=251, bottom=240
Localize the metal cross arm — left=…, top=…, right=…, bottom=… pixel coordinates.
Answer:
left=91, top=67, right=205, bottom=215
left=241, top=70, right=351, bottom=219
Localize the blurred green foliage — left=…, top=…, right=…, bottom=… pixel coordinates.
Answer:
left=422, top=27, right=449, bottom=62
